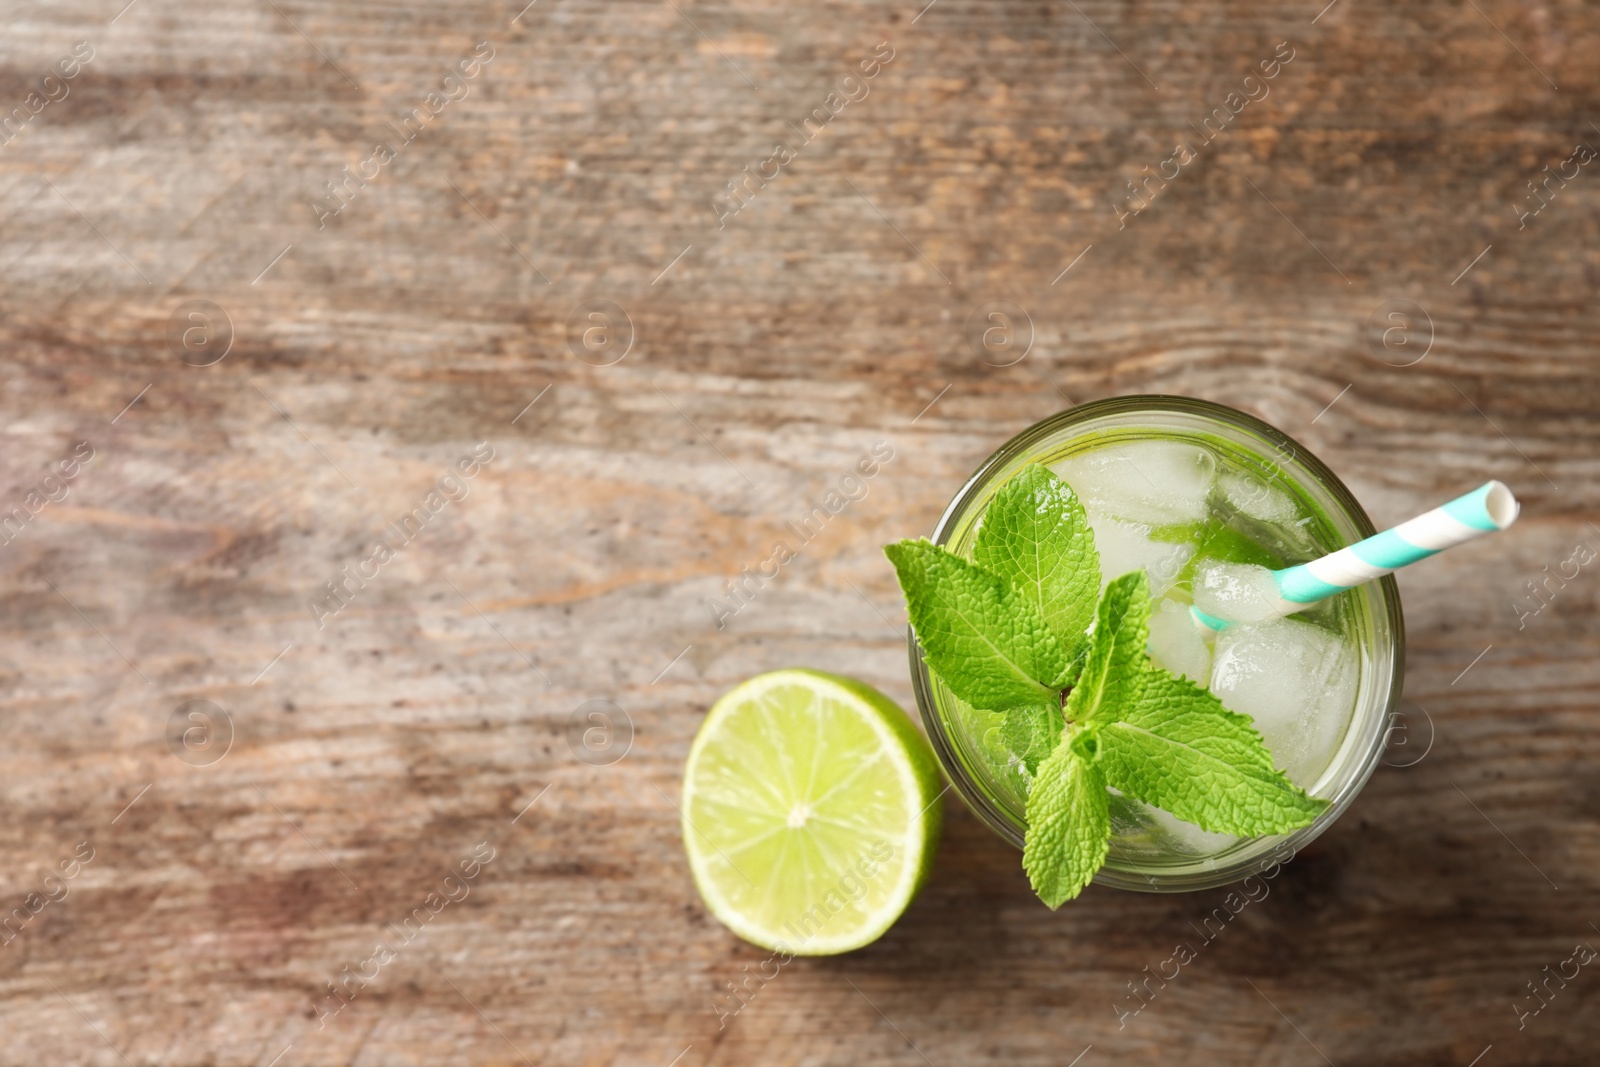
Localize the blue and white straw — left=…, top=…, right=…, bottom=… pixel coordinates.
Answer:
left=1192, top=480, right=1519, bottom=631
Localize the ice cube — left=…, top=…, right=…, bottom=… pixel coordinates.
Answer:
left=1147, top=598, right=1212, bottom=685
left=1208, top=618, right=1359, bottom=788
left=1217, top=471, right=1318, bottom=553
left=1053, top=441, right=1216, bottom=526
left=1192, top=560, right=1283, bottom=623
left=1219, top=471, right=1300, bottom=526
left=1086, top=512, right=1192, bottom=598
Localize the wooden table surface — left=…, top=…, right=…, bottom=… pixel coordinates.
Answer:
left=2, top=0, right=1598, bottom=1063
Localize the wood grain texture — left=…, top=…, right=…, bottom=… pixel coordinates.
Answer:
left=0, top=0, right=1597, bottom=1063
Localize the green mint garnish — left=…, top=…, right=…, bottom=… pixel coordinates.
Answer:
left=1094, top=663, right=1328, bottom=836
left=886, top=462, right=1329, bottom=908
left=974, top=462, right=1101, bottom=647
left=1022, top=726, right=1109, bottom=907
left=883, top=539, right=1070, bottom=711
left=1065, top=570, right=1150, bottom=728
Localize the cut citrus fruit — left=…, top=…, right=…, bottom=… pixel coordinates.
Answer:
left=681, top=668, right=944, bottom=955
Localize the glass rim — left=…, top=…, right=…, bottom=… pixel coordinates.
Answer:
left=908, top=394, right=1407, bottom=893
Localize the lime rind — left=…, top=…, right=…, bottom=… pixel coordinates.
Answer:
left=681, top=668, right=943, bottom=956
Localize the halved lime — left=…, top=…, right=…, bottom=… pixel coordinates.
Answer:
left=681, top=668, right=944, bottom=955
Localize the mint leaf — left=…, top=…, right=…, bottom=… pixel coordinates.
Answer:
left=1001, top=702, right=1063, bottom=775
left=885, top=539, right=1069, bottom=711
left=974, top=463, right=1101, bottom=648
left=1022, top=729, right=1110, bottom=908
left=1064, top=570, right=1150, bottom=726
left=1095, top=664, right=1329, bottom=836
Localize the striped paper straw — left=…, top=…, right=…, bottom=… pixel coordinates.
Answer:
left=1192, top=480, right=1519, bottom=630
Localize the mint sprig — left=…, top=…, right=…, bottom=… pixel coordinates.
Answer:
left=886, top=462, right=1330, bottom=908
